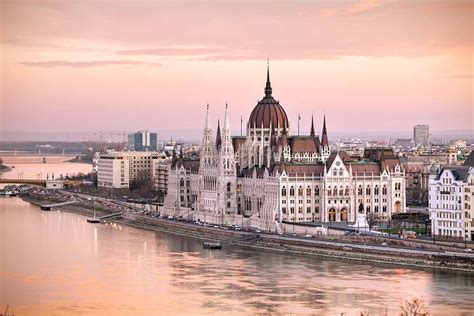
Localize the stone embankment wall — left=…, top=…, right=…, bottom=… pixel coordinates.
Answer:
left=124, top=213, right=474, bottom=272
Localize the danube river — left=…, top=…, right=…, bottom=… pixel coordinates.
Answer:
left=0, top=155, right=91, bottom=179
left=1, top=158, right=474, bottom=315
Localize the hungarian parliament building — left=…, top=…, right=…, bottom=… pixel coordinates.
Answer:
left=162, top=66, right=406, bottom=230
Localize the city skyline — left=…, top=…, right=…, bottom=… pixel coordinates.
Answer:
left=1, top=1, right=472, bottom=134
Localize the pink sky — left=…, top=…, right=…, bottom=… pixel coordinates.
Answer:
left=0, top=0, right=472, bottom=136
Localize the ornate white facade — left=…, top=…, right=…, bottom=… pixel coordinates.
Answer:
left=163, top=65, right=406, bottom=231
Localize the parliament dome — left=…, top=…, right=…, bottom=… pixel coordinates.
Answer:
left=248, top=66, right=289, bottom=129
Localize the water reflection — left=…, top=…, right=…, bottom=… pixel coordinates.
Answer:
left=1, top=197, right=473, bottom=315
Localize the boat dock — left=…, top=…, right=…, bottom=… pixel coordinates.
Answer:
left=87, top=212, right=122, bottom=223
left=41, top=200, right=77, bottom=210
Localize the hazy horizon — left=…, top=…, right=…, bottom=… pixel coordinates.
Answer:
left=1, top=127, right=472, bottom=143
left=1, top=1, right=473, bottom=135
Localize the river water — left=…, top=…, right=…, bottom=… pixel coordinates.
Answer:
left=1, top=158, right=473, bottom=315
left=0, top=155, right=91, bottom=179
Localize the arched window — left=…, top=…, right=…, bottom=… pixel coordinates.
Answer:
left=339, top=186, right=343, bottom=196
left=382, top=185, right=387, bottom=195
left=315, top=186, right=320, bottom=196
left=374, top=185, right=379, bottom=195
left=366, top=186, right=371, bottom=195
left=306, top=186, right=311, bottom=196
left=339, top=169, right=343, bottom=176
left=345, top=185, right=349, bottom=195
left=358, top=185, right=363, bottom=196
left=333, top=187, right=337, bottom=196
left=298, top=186, right=303, bottom=196
left=290, top=186, right=295, bottom=196
left=281, top=186, right=287, bottom=196
left=180, top=178, right=184, bottom=187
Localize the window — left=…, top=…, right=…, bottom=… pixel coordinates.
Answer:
left=282, top=186, right=287, bottom=196
left=298, top=186, right=303, bottom=196
left=315, top=186, right=320, bottom=196
left=358, top=186, right=363, bottom=195
left=328, top=186, right=332, bottom=196
left=306, top=186, right=311, bottom=196
left=366, top=186, right=371, bottom=195
left=282, top=207, right=287, bottom=214
left=374, top=185, right=379, bottom=195
left=339, top=186, right=343, bottom=196
left=227, top=182, right=231, bottom=192
left=306, top=207, right=311, bottom=214
left=290, top=186, right=295, bottom=196
left=290, top=207, right=295, bottom=214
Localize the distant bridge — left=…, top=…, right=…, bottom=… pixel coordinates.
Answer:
left=0, top=179, right=82, bottom=187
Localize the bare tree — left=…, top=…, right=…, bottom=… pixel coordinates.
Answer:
left=399, top=297, right=430, bottom=316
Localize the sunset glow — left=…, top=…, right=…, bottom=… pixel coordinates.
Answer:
left=1, top=1, right=472, bottom=135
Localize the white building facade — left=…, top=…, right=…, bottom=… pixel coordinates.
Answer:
left=97, top=153, right=130, bottom=188
left=162, top=66, right=406, bottom=231
left=428, top=165, right=473, bottom=240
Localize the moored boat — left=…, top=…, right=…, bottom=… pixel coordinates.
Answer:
left=203, top=242, right=222, bottom=249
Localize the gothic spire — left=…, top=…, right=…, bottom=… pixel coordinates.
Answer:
left=224, top=102, right=230, bottom=130
left=322, top=114, right=329, bottom=147
left=205, top=103, right=210, bottom=130
left=215, top=118, right=222, bottom=150
left=172, top=146, right=177, bottom=162
left=264, top=59, right=272, bottom=97
left=310, top=114, right=315, bottom=137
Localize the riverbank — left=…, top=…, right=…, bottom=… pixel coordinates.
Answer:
left=0, top=164, right=12, bottom=173
left=20, top=194, right=474, bottom=273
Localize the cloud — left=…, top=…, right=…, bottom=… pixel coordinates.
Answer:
left=320, top=0, right=383, bottom=17
left=116, top=48, right=340, bottom=61
left=20, top=60, right=162, bottom=68
left=116, top=47, right=227, bottom=56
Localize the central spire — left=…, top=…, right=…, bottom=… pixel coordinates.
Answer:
left=265, top=59, right=272, bottom=97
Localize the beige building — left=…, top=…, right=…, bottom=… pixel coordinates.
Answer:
left=125, top=152, right=164, bottom=187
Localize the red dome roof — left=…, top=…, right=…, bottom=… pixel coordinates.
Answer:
left=249, top=97, right=289, bottom=129
left=248, top=65, right=289, bottom=129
